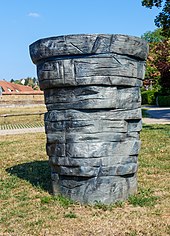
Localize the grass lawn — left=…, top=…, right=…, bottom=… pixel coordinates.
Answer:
left=0, top=124, right=170, bottom=236
left=0, top=105, right=47, bottom=127
left=0, top=105, right=47, bottom=116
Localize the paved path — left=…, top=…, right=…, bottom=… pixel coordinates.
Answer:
left=142, top=106, right=170, bottom=124
left=0, top=127, right=45, bottom=136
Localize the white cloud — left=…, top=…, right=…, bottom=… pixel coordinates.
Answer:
left=28, top=12, right=40, bottom=18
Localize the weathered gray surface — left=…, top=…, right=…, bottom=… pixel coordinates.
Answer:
left=44, top=108, right=142, bottom=121
left=30, top=34, right=148, bottom=63
left=36, top=56, right=145, bottom=89
left=30, top=34, right=148, bottom=204
left=44, top=86, right=141, bottom=110
left=51, top=173, right=137, bottom=204
left=49, top=154, right=138, bottom=167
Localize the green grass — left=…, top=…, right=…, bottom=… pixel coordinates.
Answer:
left=64, top=212, right=77, bottom=218
left=40, top=195, right=74, bottom=208
left=128, top=187, right=159, bottom=207
left=0, top=124, right=170, bottom=235
left=93, top=200, right=125, bottom=211
left=0, top=105, right=46, bottom=116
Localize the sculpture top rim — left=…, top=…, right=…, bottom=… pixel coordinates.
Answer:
left=29, top=33, right=149, bottom=64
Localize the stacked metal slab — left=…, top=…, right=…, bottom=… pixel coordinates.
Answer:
left=30, top=34, right=148, bottom=204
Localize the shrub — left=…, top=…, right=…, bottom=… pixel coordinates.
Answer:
left=141, top=90, right=157, bottom=105
left=157, top=95, right=170, bottom=107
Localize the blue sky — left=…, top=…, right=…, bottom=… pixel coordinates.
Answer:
left=0, top=0, right=160, bottom=81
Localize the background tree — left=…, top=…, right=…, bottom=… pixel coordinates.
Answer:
left=142, top=29, right=170, bottom=94
left=154, top=39, right=170, bottom=94
left=10, top=77, right=40, bottom=90
left=142, top=0, right=170, bottom=37
left=141, top=28, right=165, bottom=42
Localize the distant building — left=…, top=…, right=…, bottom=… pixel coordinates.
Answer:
left=20, top=79, right=26, bottom=85
left=0, top=80, right=43, bottom=95
left=0, top=81, right=44, bottom=106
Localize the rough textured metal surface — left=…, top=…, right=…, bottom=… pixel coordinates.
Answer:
left=30, top=34, right=148, bottom=204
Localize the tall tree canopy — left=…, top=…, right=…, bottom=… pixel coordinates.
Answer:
left=142, top=29, right=170, bottom=94
left=141, top=28, right=165, bottom=42
left=142, top=0, right=170, bottom=37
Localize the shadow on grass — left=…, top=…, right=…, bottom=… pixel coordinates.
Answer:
left=142, top=124, right=170, bottom=130
left=142, top=124, right=165, bottom=130
left=6, top=160, right=52, bottom=194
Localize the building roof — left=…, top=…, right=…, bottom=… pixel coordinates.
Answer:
left=0, top=81, right=43, bottom=95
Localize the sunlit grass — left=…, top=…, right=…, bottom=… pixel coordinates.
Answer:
left=0, top=105, right=46, bottom=115
left=0, top=105, right=46, bottom=126
left=0, top=124, right=170, bottom=235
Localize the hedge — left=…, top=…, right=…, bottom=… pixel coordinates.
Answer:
left=141, top=90, right=157, bottom=105
left=157, top=95, right=170, bottom=107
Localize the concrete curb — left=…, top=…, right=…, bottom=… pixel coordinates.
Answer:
left=142, top=118, right=170, bottom=125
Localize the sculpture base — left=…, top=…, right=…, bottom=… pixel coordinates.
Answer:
left=51, top=172, right=137, bottom=204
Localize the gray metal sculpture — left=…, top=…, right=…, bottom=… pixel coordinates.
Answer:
left=30, top=34, right=148, bottom=204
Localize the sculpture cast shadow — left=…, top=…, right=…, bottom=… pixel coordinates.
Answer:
left=143, top=124, right=170, bottom=130
left=6, top=160, right=52, bottom=193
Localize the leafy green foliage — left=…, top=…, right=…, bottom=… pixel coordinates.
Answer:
left=142, top=108, right=150, bottom=118
left=154, top=40, right=170, bottom=94
left=10, top=77, right=39, bottom=90
left=141, top=28, right=165, bottom=42
left=142, top=0, right=163, bottom=8
left=157, top=95, right=170, bottom=106
left=141, top=90, right=158, bottom=105
left=154, top=1, right=170, bottom=37
left=142, top=29, right=170, bottom=95
left=142, top=0, right=170, bottom=37
left=24, top=77, right=38, bottom=87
